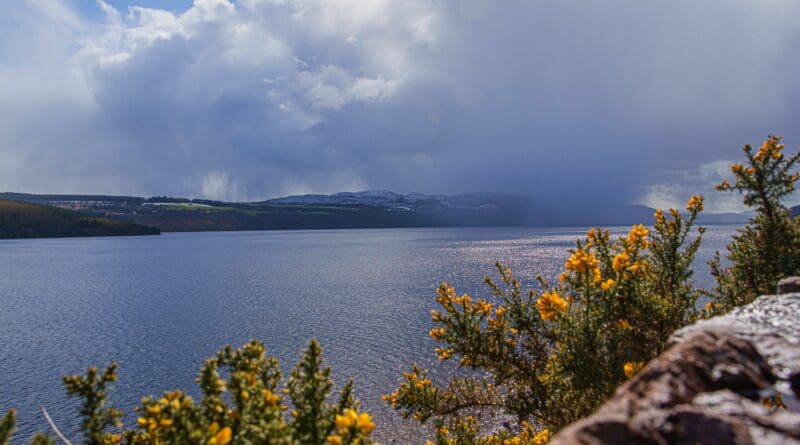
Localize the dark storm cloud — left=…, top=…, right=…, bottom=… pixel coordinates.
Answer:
left=1, top=0, right=799, bottom=210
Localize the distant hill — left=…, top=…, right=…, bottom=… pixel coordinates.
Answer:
left=696, top=211, right=750, bottom=224
left=0, top=199, right=160, bottom=239
left=0, top=190, right=745, bottom=233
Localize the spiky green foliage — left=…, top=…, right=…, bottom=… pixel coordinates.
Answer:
left=1, top=409, right=16, bottom=445
left=124, top=339, right=374, bottom=445
left=6, top=340, right=374, bottom=445
left=287, top=340, right=336, bottom=445
left=0, top=409, right=56, bottom=445
left=27, top=435, right=55, bottom=445
left=63, top=362, right=124, bottom=445
left=711, top=135, right=800, bottom=311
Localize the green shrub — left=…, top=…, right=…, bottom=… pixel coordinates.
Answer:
left=710, top=135, right=800, bottom=311
left=1, top=340, right=374, bottom=445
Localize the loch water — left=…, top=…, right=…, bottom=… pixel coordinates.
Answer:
left=0, top=226, right=736, bottom=442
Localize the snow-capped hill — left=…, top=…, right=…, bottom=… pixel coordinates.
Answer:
left=404, top=192, right=448, bottom=203
left=266, top=190, right=408, bottom=207
left=264, top=190, right=535, bottom=210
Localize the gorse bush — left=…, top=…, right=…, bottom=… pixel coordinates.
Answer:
left=384, top=198, right=706, bottom=442
left=0, top=340, right=375, bottom=445
left=710, top=135, right=800, bottom=311
left=383, top=135, right=800, bottom=444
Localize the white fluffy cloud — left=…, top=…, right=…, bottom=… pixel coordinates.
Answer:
left=0, top=0, right=439, bottom=199
left=84, top=0, right=415, bottom=115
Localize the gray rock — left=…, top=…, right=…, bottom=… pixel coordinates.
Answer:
left=670, top=293, right=800, bottom=381
left=550, top=291, right=800, bottom=445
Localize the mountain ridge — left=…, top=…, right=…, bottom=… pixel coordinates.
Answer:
left=0, top=190, right=750, bottom=233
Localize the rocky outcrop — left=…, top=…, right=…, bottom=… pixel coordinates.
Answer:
left=550, top=286, right=800, bottom=445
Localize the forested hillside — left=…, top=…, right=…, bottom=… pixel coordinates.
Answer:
left=0, top=199, right=160, bottom=239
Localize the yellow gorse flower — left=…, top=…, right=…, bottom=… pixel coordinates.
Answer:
left=686, top=195, right=703, bottom=213
left=623, top=361, right=644, bottom=378
left=472, top=299, right=494, bottom=316
left=626, top=260, right=648, bottom=274
left=601, top=279, right=615, bottom=290
left=357, top=412, right=375, bottom=435
left=623, top=362, right=635, bottom=378
left=215, top=426, right=232, bottom=445
left=626, top=224, right=649, bottom=249
left=612, top=251, right=629, bottom=272
left=435, top=347, right=454, bottom=360
left=335, top=409, right=357, bottom=430
left=653, top=209, right=665, bottom=226
left=436, top=284, right=457, bottom=307
left=334, top=409, right=374, bottom=436
left=454, top=294, right=472, bottom=307
left=564, top=247, right=600, bottom=274
left=754, top=135, right=784, bottom=161
left=537, top=290, right=567, bottom=320
left=564, top=246, right=602, bottom=285
left=206, top=423, right=231, bottom=445
left=533, top=428, right=550, bottom=445
left=261, top=388, right=281, bottom=405
left=429, top=327, right=445, bottom=341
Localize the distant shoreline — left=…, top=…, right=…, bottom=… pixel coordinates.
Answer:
left=0, top=222, right=744, bottom=241
left=0, top=191, right=750, bottom=234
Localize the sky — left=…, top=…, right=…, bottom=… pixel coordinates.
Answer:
left=1, top=0, right=799, bottom=212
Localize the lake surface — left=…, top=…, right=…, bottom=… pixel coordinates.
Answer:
left=0, top=225, right=737, bottom=442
